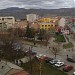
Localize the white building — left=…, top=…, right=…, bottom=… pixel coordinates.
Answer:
left=26, top=14, right=38, bottom=22
left=58, top=18, right=66, bottom=27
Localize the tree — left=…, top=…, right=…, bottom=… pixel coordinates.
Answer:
left=43, top=32, right=50, bottom=46
left=38, top=29, right=46, bottom=41
left=51, top=44, right=60, bottom=59
left=26, top=24, right=36, bottom=38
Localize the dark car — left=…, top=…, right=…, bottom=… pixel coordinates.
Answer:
left=63, top=65, right=73, bottom=72
left=67, top=58, right=75, bottom=63
left=45, top=57, right=53, bottom=63
left=25, top=50, right=36, bottom=56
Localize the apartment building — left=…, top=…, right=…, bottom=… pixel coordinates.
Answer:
left=0, top=16, right=15, bottom=30
left=26, top=14, right=38, bottom=22
left=38, top=17, right=58, bottom=31
left=39, top=22, right=55, bottom=30
left=58, top=17, right=66, bottom=27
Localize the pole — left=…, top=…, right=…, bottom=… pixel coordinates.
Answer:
left=40, top=60, right=42, bottom=75
left=29, top=47, right=32, bottom=75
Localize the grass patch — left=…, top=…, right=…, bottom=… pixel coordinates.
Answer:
left=63, top=42, right=73, bottom=49
left=21, top=58, right=67, bottom=75
left=55, top=34, right=66, bottom=42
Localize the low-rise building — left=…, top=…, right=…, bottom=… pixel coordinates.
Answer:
left=38, top=17, right=58, bottom=31
left=39, top=22, right=55, bottom=30
left=0, top=60, right=29, bottom=75
left=0, top=16, right=15, bottom=29
left=13, top=20, right=28, bottom=30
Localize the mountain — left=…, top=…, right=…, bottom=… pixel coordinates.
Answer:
left=0, top=7, right=75, bottom=19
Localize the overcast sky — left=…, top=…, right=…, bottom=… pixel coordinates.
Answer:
left=0, top=0, right=75, bottom=9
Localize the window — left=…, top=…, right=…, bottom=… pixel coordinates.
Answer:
left=2, top=18, right=4, bottom=20
left=51, top=25, right=53, bottom=27
left=45, top=25, right=47, bottom=27
left=48, top=25, right=50, bottom=27
left=42, top=25, right=44, bottom=27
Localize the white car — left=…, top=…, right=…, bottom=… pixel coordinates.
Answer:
left=73, top=72, right=75, bottom=75
left=54, top=61, right=64, bottom=67
left=49, top=59, right=60, bottom=64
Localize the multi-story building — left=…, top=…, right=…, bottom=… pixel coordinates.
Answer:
left=39, top=22, right=56, bottom=30
left=0, top=16, right=15, bottom=29
left=26, top=14, right=38, bottom=22
left=38, top=17, right=58, bottom=31
left=58, top=18, right=66, bottom=27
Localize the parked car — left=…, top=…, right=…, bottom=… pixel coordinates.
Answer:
left=54, top=61, right=64, bottom=67
left=36, top=54, right=48, bottom=60
left=25, top=50, right=36, bottom=56
left=67, top=57, right=75, bottom=63
left=45, top=57, right=53, bottom=63
left=73, top=72, right=75, bottom=75
left=63, top=65, right=73, bottom=72
left=49, top=59, right=60, bottom=65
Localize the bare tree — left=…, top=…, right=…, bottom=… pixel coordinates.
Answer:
left=51, top=44, right=60, bottom=59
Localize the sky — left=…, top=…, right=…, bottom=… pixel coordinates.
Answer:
left=0, top=0, right=75, bottom=9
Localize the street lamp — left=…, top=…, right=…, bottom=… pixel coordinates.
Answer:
left=38, top=54, right=45, bottom=75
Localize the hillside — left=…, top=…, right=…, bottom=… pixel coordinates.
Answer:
left=0, top=7, right=75, bottom=19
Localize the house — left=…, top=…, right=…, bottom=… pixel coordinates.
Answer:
left=0, top=60, right=29, bottom=75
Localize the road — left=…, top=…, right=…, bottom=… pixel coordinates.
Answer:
left=21, top=36, right=75, bottom=75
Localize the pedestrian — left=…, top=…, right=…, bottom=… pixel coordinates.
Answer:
left=67, top=54, right=68, bottom=59
left=49, top=46, right=50, bottom=49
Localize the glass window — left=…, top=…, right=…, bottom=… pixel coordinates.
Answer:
left=48, top=25, right=50, bottom=27
left=51, top=25, right=53, bottom=26
left=42, top=25, right=44, bottom=27
left=45, top=25, right=47, bottom=27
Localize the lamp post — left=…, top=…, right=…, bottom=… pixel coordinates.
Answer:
left=38, top=54, right=44, bottom=75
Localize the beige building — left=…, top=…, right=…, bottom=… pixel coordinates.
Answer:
left=58, top=18, right=66, bottom=27
left=26, top=14, right=38, bottom=22
left=0, top=16, right=15, bottom=29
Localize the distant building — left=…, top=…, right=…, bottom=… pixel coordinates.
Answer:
left=26, top=14, right=38, bottom=22
left=38, top=17, right=58, bottom=31
left=13, top=20, right=28, bottom=30
left=30, top=21, right=39, bottom=30
left=39, top=22, right=55, bottom=30
left=58, top=18, right=66, bottom=27
left=0, top=16, right=15, bottom=29
left=0, top=23, right=7, bottom=31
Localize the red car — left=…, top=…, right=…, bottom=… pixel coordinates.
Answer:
left=63, top=65, right=73, bottom=72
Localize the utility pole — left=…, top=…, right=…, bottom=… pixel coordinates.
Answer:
left=29, top=47, right=32, bottom=75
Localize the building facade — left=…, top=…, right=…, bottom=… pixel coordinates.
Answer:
left=58, top=18, right=66, bottom=27
left=38, top=17, right=58, bottom=31
left=26, top=14, right=38, bottom=22
left=0, top=16, right=15, bottom=29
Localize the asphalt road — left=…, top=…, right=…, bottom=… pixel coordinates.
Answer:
left=21, top=36, right=75, bottom=75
